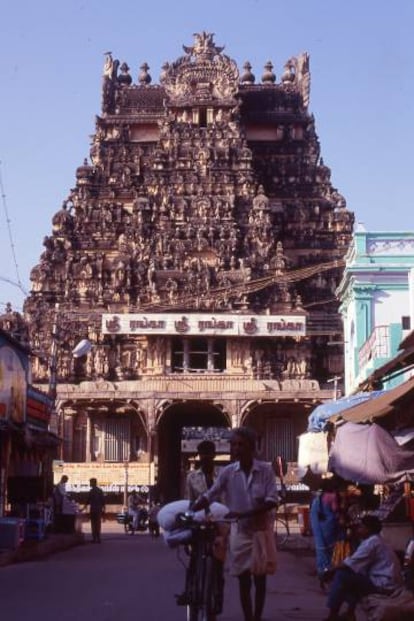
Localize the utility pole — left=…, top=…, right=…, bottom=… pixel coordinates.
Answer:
left=123, top=460, right=129, bottom=508
left=327, top=375, right=342, bottom=401
left=48, top=304, right=60, bottom=455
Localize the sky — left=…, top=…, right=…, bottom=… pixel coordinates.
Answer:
left=1, top=0, right=413, bottom=313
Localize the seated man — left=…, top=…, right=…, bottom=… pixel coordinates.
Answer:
left=323, top=514, right=403, bottom=621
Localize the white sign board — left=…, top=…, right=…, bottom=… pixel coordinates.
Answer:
left=102, top=313, right=306, bottom=338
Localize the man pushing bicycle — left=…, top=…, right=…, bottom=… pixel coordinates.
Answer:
left=192, top=427, right=279, bottom=621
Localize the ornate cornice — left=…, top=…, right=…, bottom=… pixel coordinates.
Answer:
left=161, top=32, right=239, bottom=104
left=367, top=237, right=414, bottom=256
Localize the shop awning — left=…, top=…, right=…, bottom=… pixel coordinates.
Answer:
left=307, top=390, right=385, bottom=431
left=338, top=375, right=414, bottom=423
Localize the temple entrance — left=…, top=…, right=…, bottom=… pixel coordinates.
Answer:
left=156, top=401, right=229, bottom=503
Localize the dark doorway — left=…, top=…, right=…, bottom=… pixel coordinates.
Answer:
left=243, top=402, right=309, bottom=463
left=157, top=401, right=229, bottom=503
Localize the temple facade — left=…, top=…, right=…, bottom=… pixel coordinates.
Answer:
left=24, top=33, right=353, bottom=501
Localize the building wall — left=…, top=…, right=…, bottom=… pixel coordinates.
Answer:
left=338, top=232, right=414, bottom=393
left=373, top=288, right=407, bottom=325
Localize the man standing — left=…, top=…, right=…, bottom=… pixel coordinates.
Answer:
left=52, top=475, right=69, bottom=533
left=185, top=439, right=218, bottom=501
left=322, top=514, right=403, bottom=620
left=83, top=478, right=105, bottom=543
left=193, top=427, right=278, bottom=621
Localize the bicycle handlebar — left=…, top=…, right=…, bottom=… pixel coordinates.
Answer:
left=175, top=511, right=238, bottom=529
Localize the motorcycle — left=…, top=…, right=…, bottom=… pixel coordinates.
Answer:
left=116, top=508, right=149, bottom=534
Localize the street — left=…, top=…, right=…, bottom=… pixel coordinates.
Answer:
left=0, top=523, right=326, bottom=621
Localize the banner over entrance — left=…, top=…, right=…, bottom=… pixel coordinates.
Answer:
left=102, top=313, right=306, bottom=338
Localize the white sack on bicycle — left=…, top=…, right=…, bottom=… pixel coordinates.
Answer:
left=157, top=499, right=229, bottom=531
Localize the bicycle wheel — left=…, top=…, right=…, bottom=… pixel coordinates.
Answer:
left=200, top=556, right=214, bottom=621
left=186, top=603, right=200, bottom=621
left=185, top=546, right=202, bottom=621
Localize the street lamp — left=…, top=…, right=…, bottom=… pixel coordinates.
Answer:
left=72, top=339, right=93, bottom=358
left=123, top=459, right=129, bottom=508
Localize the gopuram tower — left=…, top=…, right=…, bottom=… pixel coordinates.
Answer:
left=24, top=33, right=353, bottom=501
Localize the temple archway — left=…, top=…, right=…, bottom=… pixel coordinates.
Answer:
left=156, top=400, right=229, bottom=502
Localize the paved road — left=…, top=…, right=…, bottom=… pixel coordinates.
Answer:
left=0, top=523, right=327, bottom=621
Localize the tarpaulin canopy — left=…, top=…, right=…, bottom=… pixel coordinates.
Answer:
left=328, top=422, right=414, bottom=483
left=307, top=391, right=385, bottom=431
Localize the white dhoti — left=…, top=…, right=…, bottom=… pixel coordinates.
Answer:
left=229, top=523, right=277, bottom=576
left=229, top=525, right=253, bottom=576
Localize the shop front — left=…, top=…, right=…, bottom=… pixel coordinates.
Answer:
left=0, top=330, right=57, bottom=547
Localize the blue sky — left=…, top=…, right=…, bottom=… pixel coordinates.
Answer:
left=1, top=0, right=413, bottom=312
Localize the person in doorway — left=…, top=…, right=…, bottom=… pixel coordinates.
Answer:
left=82, top=478, right=106, bottom=543
left=185, top=439, right=219, bottom=501
left=185, top=439, right=225, bottom=621
left=193, top=427, right=279, bottom=621
left=322, top=514, right=403, bottom=621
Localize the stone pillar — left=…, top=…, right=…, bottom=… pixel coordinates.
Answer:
left=86, top=414, right=92, bottom=462
left=62, top=413, right=74, bottom=462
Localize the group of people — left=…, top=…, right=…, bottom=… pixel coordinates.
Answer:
left=306, top=472, right=405, bottom=620
left=53, top=428, right=406, bottom=621
left=53, top=476, right=105, bottom=543
left=183, top=428, right=405, bottom=621
left=321, top=513, right=403, bottom=621
left=54, top=476, right=159, bottom=543
left=187, top=428, right=279, bottom=621
left=309, top=475, right=378, bottom=585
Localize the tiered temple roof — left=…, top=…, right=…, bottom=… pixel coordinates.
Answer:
left=24, top=33, right=353, bottom=386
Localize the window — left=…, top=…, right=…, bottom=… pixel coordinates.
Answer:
left=402, top=316, right=411, bottom=330
left=104, top=417, right=130, bottom=461
left=265, top=417, right=295, bottom=462
left=72, top=413, right=87, bottom=462
left=171, top=337, right=226, bottom=372
left=198, top=108, right=207, bottom=128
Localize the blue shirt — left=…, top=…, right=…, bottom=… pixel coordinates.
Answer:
left=344, top=534, right=403, bottom=590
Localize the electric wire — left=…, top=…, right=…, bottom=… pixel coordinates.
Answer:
left=138, top=257, right=346, bottom=311
left=0, top=161, right=28, bottom=296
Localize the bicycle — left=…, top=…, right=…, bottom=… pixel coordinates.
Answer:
left=275, top=502, right=314, bottom=551
left=174, top=511, right=225, bottom=621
